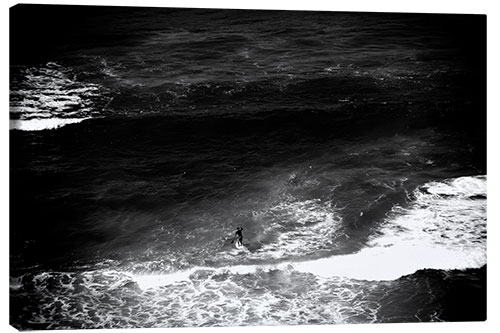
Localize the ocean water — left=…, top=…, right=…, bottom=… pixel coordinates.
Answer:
left=9, top=5, right=486, bottom=330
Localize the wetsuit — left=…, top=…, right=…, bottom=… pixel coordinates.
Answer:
left=234, top=229, right=243, bottom=245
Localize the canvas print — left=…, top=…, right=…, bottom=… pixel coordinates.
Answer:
left=10, top=5, right=486, bottom=330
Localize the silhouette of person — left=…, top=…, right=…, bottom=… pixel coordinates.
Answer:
left=231, top=227, right=243, bottom=246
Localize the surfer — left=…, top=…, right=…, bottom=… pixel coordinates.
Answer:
left=231, top=227, right=243, bottom=246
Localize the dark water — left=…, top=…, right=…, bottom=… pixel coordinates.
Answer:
left=10, top=5, right=486, bottom=329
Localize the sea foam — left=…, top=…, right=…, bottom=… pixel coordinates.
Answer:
left=133, top=175, right=486, bottom=287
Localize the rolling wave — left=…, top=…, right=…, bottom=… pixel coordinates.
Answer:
left=129, top=175, right=486, bottom=288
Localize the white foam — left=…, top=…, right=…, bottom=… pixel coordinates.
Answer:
left=134, top=175, right=486, bottom=288
left=294, top=243, right=485, bottom=281
left=423, top=175, right=486, bottom=197
left=243, top=198, right=343, bottom=260
left=134, top=242, right=484, bottom=289
left=10, top=63, right=107, bottom=131
left=296, top=175, right=487, bottom=280
left=133, top=263, right=282, bottom=289
left=133, top=270, right=193, bottom=289
left=10, top=118, right=91, bottom=131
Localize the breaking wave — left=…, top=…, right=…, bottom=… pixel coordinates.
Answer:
left=10, top=62, right=109, bottom=131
